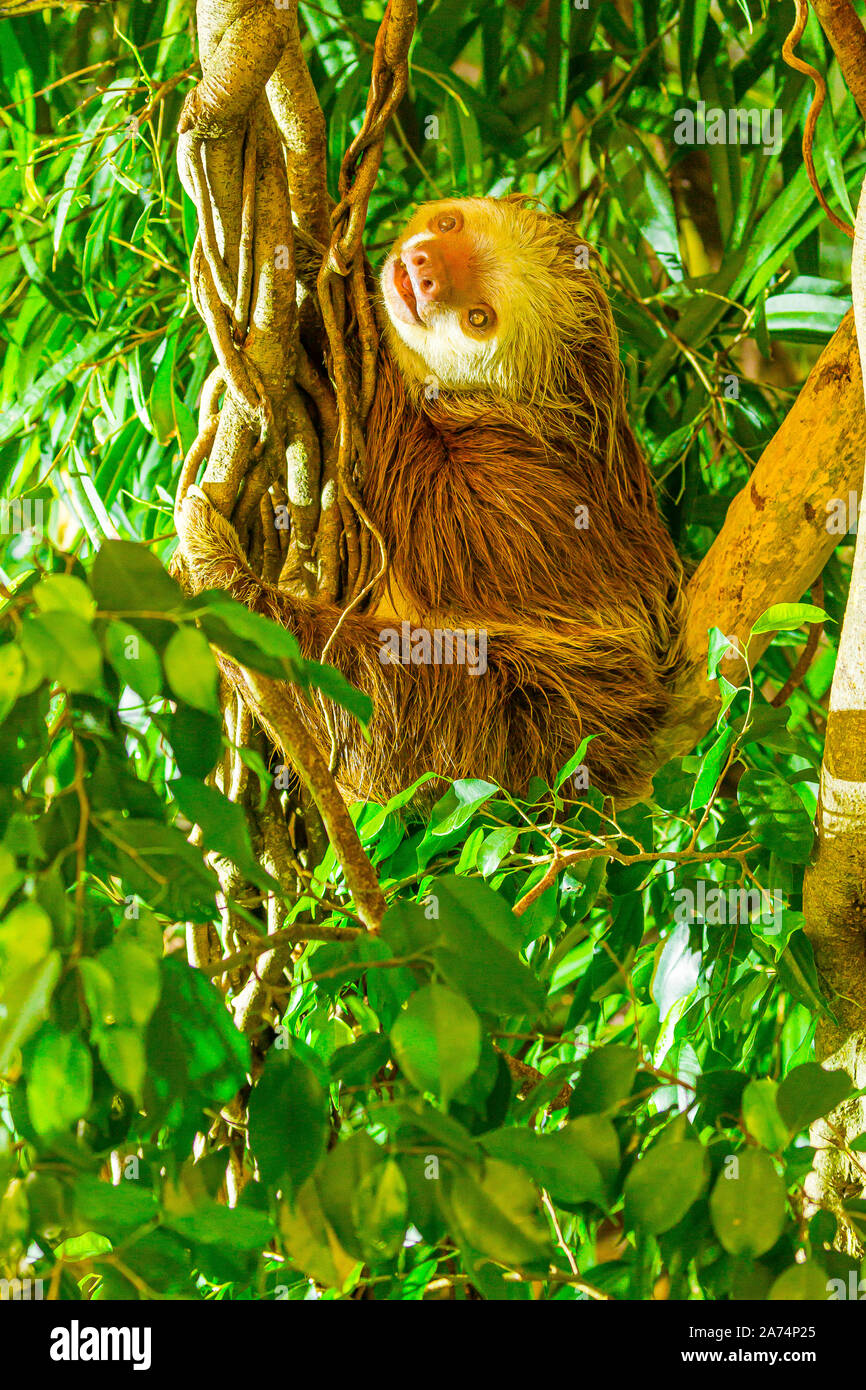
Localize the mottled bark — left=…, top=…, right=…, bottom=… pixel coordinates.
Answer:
left=799, top=178, right=866, bottom=1248
left=810, top=0, right=866, bottom=123
left=649, top=311, right=865, bottom=770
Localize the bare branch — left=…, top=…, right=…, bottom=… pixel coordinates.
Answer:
left=804, top=177, right=866, bottom=1042
left=810, top=0, right=866, bottom=122
left=649, top=310, right=865, bottom=771
left=239, top=668, right=387, bottom=932
left=267, top=2, right=331, bottom=247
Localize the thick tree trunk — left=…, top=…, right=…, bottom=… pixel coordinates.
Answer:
left=649, top=311, right=865, bottom=772
left=800, top=180, right=866, bottom=1247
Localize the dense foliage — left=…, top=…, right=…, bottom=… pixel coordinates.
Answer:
left=0, top=0, right=864, bottom=1301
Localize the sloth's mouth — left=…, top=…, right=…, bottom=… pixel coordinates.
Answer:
left=395, top=259, right=424, bottom=324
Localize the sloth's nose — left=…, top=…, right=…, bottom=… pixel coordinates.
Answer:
left=404, top=233, right=474, bottom=309
left=406, top=245, right=446, bottom=306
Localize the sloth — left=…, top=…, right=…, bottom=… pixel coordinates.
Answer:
left=176, top=195, right=685, bottom=806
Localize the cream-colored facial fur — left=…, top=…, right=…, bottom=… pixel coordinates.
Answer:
left=379, top=196, right=610, bottom=413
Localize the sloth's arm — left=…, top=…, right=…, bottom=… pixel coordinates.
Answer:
left=176, top=492, right=644, bottom=690
left=291, top=223, right=326, bottom=296
left=175, top=491, right=388, bottom=660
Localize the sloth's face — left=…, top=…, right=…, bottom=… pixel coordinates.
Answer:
left=380, top=199, right=505, bottom=391
left=383, top=202, right=498, bottom=332
left=379, top=196, right=597, bottom=405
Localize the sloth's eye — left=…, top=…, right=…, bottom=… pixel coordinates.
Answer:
left=437, top=214, right=457, bottom=232
left=468, top=308, right=490, bottom=329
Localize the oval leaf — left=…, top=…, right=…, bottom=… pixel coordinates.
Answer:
left=390, top=984, right=481, bottom=1105
left=710, top=1150, right=787, bottom=1256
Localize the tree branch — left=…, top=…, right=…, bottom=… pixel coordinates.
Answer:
left=649, top=310, right=865, bottom=772
left=796, top=176, right=866, bottom=1251
left=240, top=668, right=387, bottom=933
left=267, top=3, right=331, bottom=247
left=804, top=181, right=866, bottom=1034
left=810, top=0, right=866, bottom=122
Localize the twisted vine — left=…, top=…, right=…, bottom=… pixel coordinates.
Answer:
left=168, top=3, right=416, bottom=1108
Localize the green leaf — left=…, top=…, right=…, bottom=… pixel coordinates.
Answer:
left=0, top=953, right=61, bottom=1073
left=422, top=874, right=525, bottom=954
left=329, top=1033, right=390, bottom=1086
left=680, top=0, right=710, bottom=92
left=768, top=1261, right=830, bottom=1301
left=161, top=704, right=223, bottom=779
left=737, top=769, right=813, bottom=863
left=277, top=1178, right=358, bottom=1290
left=483, top=1117, right=619, bottom=1204
left=0, top=850, right=24, bottom=919
left=445, top=1159, right=552, bottom=1268
left=0, top=332, right=114, bottom=446
left=741, top=1078, right=790, bottom=1151
left=91, top=541, right=185, bottom=617
left=541, top=0, right=569, bottom=135
left=553, top=735, right=594, bottom=790
left=27, top=1024, right=93, bottom=1135
left=707, top=626, right=735, bottom=680
left=94, top=1027, right=146, bottom=1102
left=716, top=674, right=738, bottom=726
left=390, top=984, right=481, bottom=1105
left=0, top=901, right=52, bottom=979
left=302, top=658, right=372, bottom=726
left=172, top=776, right=278, bottom=890
left=709, top=1150, right=787, bottom=1256
left=144, top=958, right=249, bottom=1121
left=71, top=1174, right=158, bottom=1241
left=248, top=1051, right=328, bottom=1196
left=21, top=612, right=103, bottom=693
left=0, top=643, right=25, bottom=722
left=776, top=1063, right=853, bottom=1134
left=352, top=774, right=438, bottom=844
left=690, top=726, right=735, bottom=809
left=433, top=927, right=544, bottom=1019
left=695, top=1070, right=749, bottom=1125
left=195, top=591, right=303, bottom=676
left=53, top=106, right=105, bottom=255
left=750, top=604, right=829, bottom=636
left=314, top=1132, right=384, bottom=1260
left=477, top=826, right=518, bottom=877
left=80, top=941, right=161, bottom=1030
left=430, top=779, right=499, bottom=836
left=351, top=1159, right=408, bottom=1260
left=766, top=930, right=835, bottom=1020
left=765, top=293, right=849, bottom=341
left=163, top=1201, right=273, bottom=1262
left=33, top=574, right=96, bottom=623
left=163, top=627, right=219, bottom=714
left=148, top=333, right=181, bottom=445
left=92, top=814, right=218, bottom=921
left=103, top=621, right=163, bottom=701
left=624, top=1141, right=709, bottom=1234
left=389, top=876, right=544, bottom=1017
left=569, top=1045, right=637, bottom=1117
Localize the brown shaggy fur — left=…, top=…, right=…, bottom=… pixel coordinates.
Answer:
left=177, top=197, right=685, bottom=806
